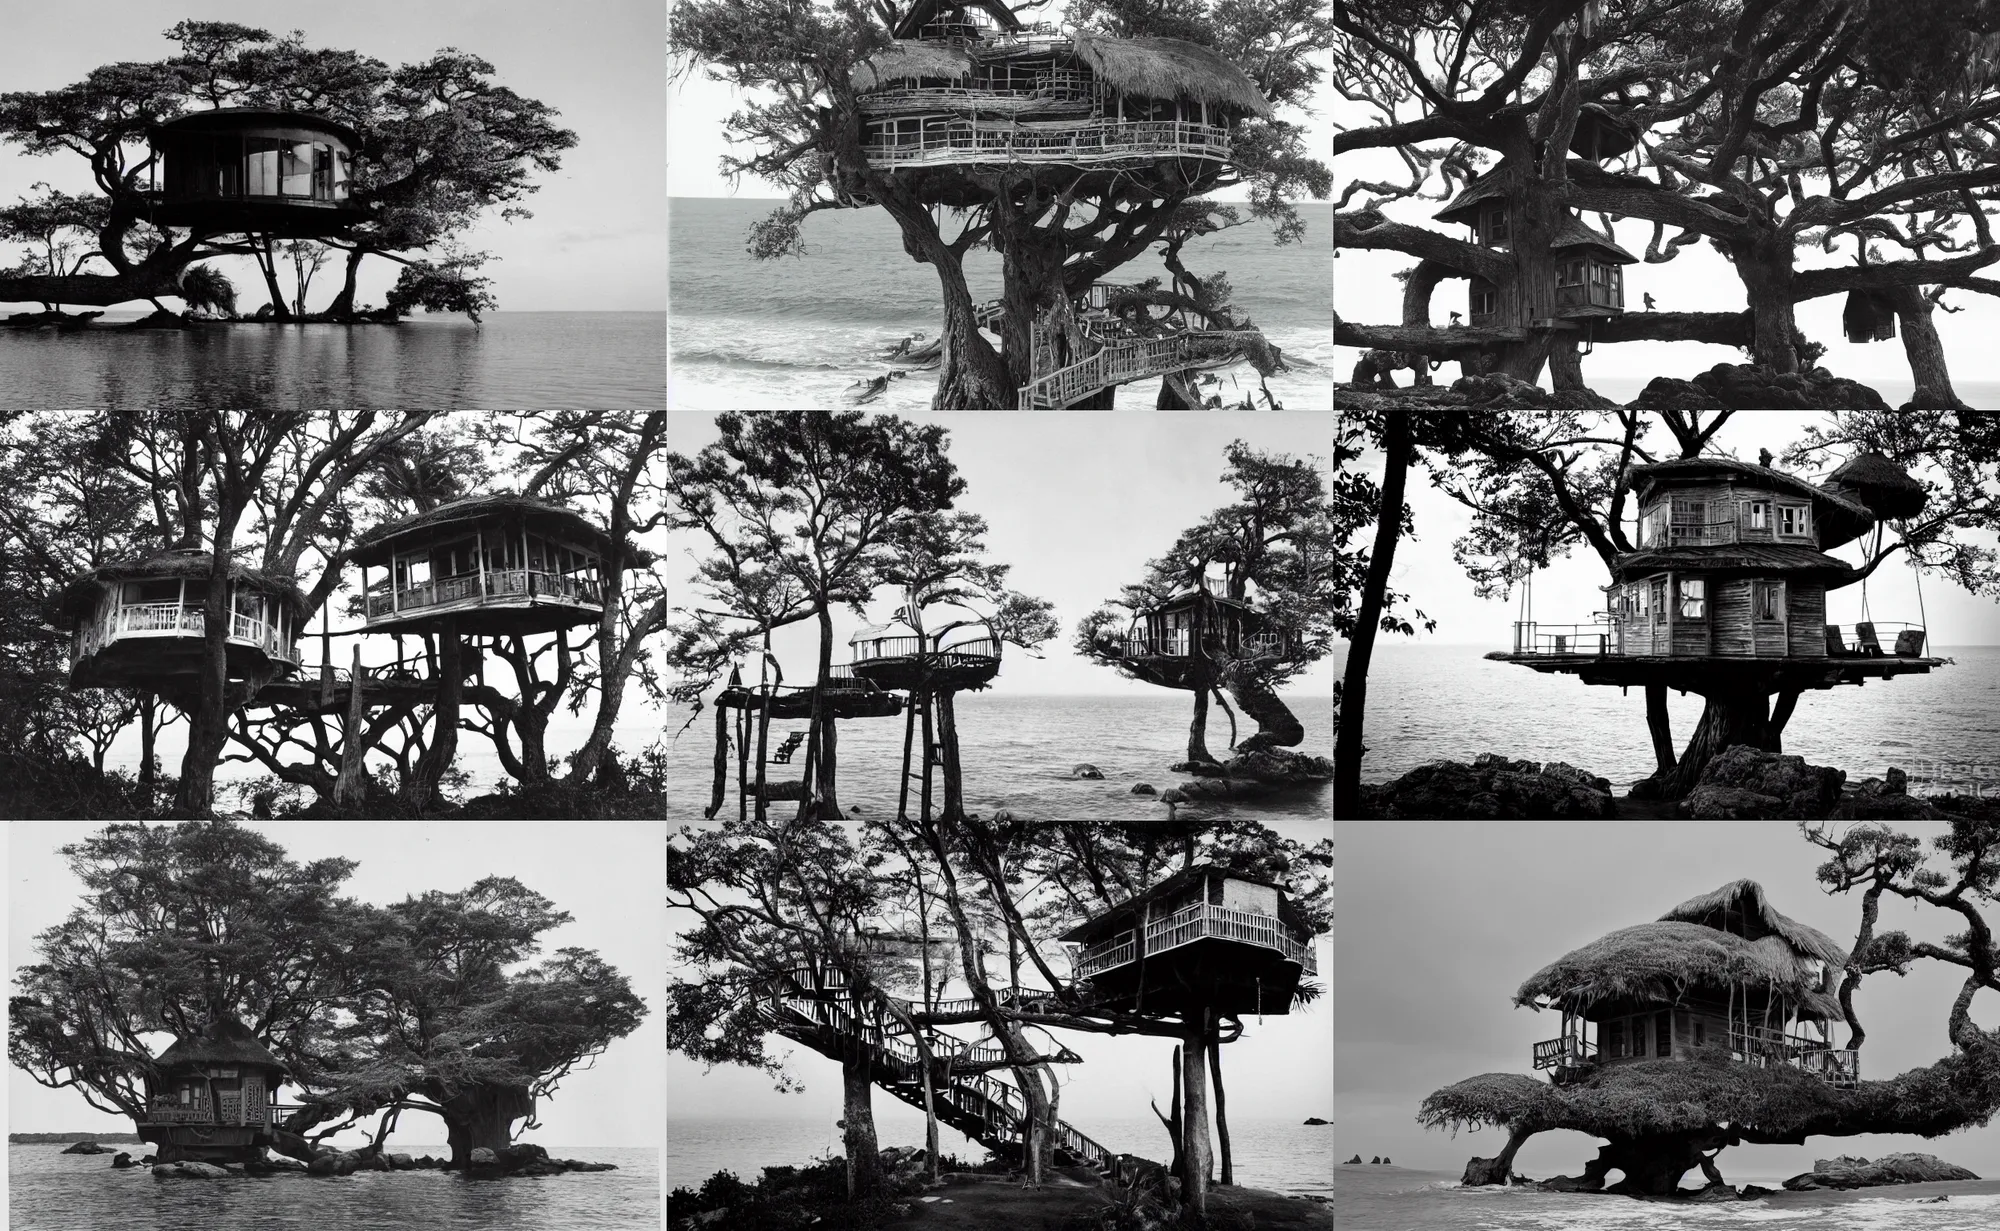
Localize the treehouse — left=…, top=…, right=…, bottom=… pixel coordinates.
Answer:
left=59, top=549, right=304, bottom=689
left=1486, top=455, right=1947, bottom=692
left=849, top=2, right=1272, bottom=208
left=1059, top=863, right=1317, bottom=1017
left=1443, top=184, right=1637, bottom=328
left=136, top=1017, right=294, bottom=1163
left=1550, top=218, right=1636, bottom=318
left=351, top=495, right=619, bottom=636
left=1106, top=587, right=1288, bottom=678
left=1521, top=880, right=1858, bottom=1089
left=146, top=108, right=368, bottom=238
left=849, top=618, right=1002, bottom=692
left=704, top=654, right=904, bottom=817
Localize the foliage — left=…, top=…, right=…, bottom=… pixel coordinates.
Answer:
left=383, top=252, right=499, bottom=321
left=177, top=263, right=236, bottom=316
left=669, top=1158, right=912, bottom=1231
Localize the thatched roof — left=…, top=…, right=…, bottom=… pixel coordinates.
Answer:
left=1434, top=163, right=1520, bottom=226
left=57, top=549, right=308, bottom=625
left=1661, top=879, right=1848, bottom=966
left=1550, top=216, right=1637, bottom=263
left=1058, top=861, right=1296, bottom=943
left=1629, top=457, right=1876, bottom=550
left=350, top=495, right=623, bottom=567
left=1824, top=452, right=1927, bottom=521
left=1612, top=542, right=1860, bottom=583
left=851, top=40, right=974, bottom=91
left=893, top=0, right=1022, bottom=38
left=156, top=1016, right=287, bottom=1075
left=1515, top=920, right=1843, bottom=1021
left=1072, top=34, right=1273, bottom=118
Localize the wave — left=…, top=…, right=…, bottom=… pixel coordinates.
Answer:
left=671, top=347, right=845, bottom=371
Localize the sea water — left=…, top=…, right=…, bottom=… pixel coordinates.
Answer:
left=663, top=692, right=1332, bottom=821
left=668, top=198, right=1333, bottom=410
left=1334, top=1166, right=2000, bottom=1231
left=8, top=1142, right=661, bottom=1231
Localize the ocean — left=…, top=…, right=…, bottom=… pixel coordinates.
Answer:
left=1334, top=1166, right=2000, bottom=1231
left=7, top=1142, right=662, bottom=1231
left=668, top=1114, right=1333, bottom=1201
left=667, top=198, right=1333, bottom=410
left=664, top=692, right=1332, bottom=821
left=1332, top=643, right=2000, bottom=792
left=0, top=311, right=666, bottom=418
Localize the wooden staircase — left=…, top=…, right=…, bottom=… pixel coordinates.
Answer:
left=750, top=964, right=1117, bottom=1171
left=1016, top=329, right=1263, bottom=408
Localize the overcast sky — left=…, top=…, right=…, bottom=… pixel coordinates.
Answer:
left=7, top=820, right=666, bottom=1152
left=667, top=817, right=1331, bottom=1140
left=1335, top=820, right=2000, bottom=1184
left=666, top=1, right=1336, bottom=203
left=664, top=410, right=1337, bottom=697
left=0, top=1, right=664, bottom=313
left=1347, top=411, right=2000, bottom=650
left=1332, top=99, right=2000, bottom=400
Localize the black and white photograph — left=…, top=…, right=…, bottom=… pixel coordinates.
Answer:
left=7, top=818, right=665, bottom=1227
left=661, top=411, right=1335, bottom=823
left=666, top=819, right=1333, bottom=1225
left=666, top=0, right=1334, bottom=409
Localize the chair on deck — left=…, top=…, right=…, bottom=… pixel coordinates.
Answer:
left=1894, top=628, right=1927, bottom=657
left=1824, top=625, right=1846, bottom=656
left=1854, top=622, right=1884, bottom=656
left=769, top=730, right=808, bottom=764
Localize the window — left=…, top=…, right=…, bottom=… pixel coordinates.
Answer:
left=1630, top=1017, right=1647, bottom=1057
left=1651, top=579, right=1666, bottom=622
left=1643, top=504, right=1668, bottom=546
left=1635, top=583, right=1649, bottom=619
left=1756, top=581, right=1782, bottom=621
left=1485, top=207, right=1509, bottom=244
left=1470, top=281, right=1498, bottom=316
left=1607, top=1019, right=1625, bottom=1057
left=245, top=137, right=281, bottom=195
left=1780, top=504, right=1810, bottom=536
left=1748, top=501, right=1769, bottom=530
left=1655, top=1011, right=1673, bottom=1057
left=1680, top=577, right=1706, bottom=619
left=124, top=579, right=182, bottom=605
left=179, top=1087, right=192, bottom=1105
left=1590, top=262, right=1607, bottom=285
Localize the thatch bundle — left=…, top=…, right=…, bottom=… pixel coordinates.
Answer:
left=1514, top=921, right=1842, bottom=1019
left=1072, top=34, right=1273, bottom=118
left=1824, top=452, right=1927, bottom=520
left=57, top=548, right=308, bottom=625
left=850, top=40, right=974, bottom=91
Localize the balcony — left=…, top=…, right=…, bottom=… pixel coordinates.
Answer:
left=76, top=603, right=300, bottom=665
left=1071, top=902, right=1317, bottom=979
left=1729, top=1023, right=1859, bottom=1086
left=860, top=71, right=1103, bottom=115
left=142, top=1099, right=274, bottom=1128
left=1533, top=1035, right=1597, bottom=1070
left=364, top=568, right=603, bottom=621
left=1825, top=621, right=1929, bottom=658
left=865, top=119, right=1232, bottom=170
left=1506, top=621, right=1617, bottom=656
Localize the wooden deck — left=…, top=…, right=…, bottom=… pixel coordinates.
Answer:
left=715, top=679, right=904, bottom=719
left=1485, top=650, right=1946, bottom=690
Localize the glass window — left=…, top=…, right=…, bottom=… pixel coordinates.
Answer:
left=1756, top=581, right=1781, bottom=621
left=1780, top=505, right=1810, bottom=536
left=1749, top=501, right=1768, bottom=529
left=1680, top=578, right=1705, bottom=619
left=331, top=147, right=350, bottom=200
left=1635, top=583, right=1648, bottom=618
left=180, top=1087, right=192, bottom=1105
left=124, top=579, right=183, bottom=605
left=281, top=142, right=314, bottom=196
left=245, top=138, right=281, bottom=196
left=1651, top=579, right=1667, bottom=622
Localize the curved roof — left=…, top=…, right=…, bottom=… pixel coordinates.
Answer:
left=1072, top=34, right=1273, bottom=118
left=1660, top=879, right=1848, bottom=967
left=893, top=0, right=1023, bottom=38
left=57, top=549, right=308, bottom=626
left=350, top=495, right=622, bottom=567
left=1825, top=452, right=1927, bottom=521
left=152, top=107, right=361, bottom=148
left=1629, top=457, right=1876, bottom=550
left=1434, top=162, right=1522, bottom=226
left=851, top=40, right=974, bottom=91
left=1612, top=542, right=1860, bottom=583
left=1550, top=216, right=1637, bottom=263
left=156, top=1016, right=287, bottom=1075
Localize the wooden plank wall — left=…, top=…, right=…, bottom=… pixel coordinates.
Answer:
left=1789, top=580, right=1827, bottom=656
left=1712, top=578, right=1754, bottom=656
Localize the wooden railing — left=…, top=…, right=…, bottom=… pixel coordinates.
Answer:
left=1509, top=621, right=1616, bottom=656
left=1074, top=903, right=1318, bottom=978
left=852, top=635, right=1001, bottom=665
left=1825, top=622, right=1928, bottom=657
left=865, top=119, right=1232, bottom=170
left=1668, top=518, right=1739, bottom=546
left=1074, top=930, right=1137, bottom=978
left=366, top=568, right=603, bottom=619
left=1728, top=1024, right=1858, bottom=1086
left=1017, top=328, right=1261, bottom=408
left=1533, top=1035, right=1596, bottom=1070
left=77, top=603, right=299, bottom=665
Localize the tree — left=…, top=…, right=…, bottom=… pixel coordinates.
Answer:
left=0, top=184, right=108, bottom=310
left=669, top=0, right=1328, bottom=408
left=280, top=240, right=330, bottom=316
left=0, top=22, right=573, bottom=316
left=1078, top=438, right=1337, bottom=767
left=665, top=411, right=964, bottom=818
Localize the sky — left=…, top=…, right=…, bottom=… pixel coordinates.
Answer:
left=1331, top=98, right=2000, bottom=400
left=667, top=817, right=1332, bottom=1140
left=1346, top=411, right=2000, bottom=650
left=0, top=1, right=665, bottom=313
left=665, top=1, right=1336, bottom=204
left=6, top=819, right=667, bottom=1152
left=663, top=410, right=1338, bottom=698
left=1335, top=820, right=2000, bottom=1184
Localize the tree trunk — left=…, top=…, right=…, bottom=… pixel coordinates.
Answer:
left=1579, top=1131, right=1727, bottom=1197
left=876, top=193, right=1014, bottom=409
left=1180, top=1015, right=1211, bottom=1212
left=1645, top=683, right=1676, bottom=773
left=1769, top=686, right=1802, bottom=754
left=254, top=237, right=293, bottom=320
left=326, top=246, right=366, bottom=317
left=408, top=619, right=462, bottom=808
left=937, top=690, right=965, bottom=821
left=1334, top=411, right=1411, bottom=816
left=1151, top=1045, right=1185, bottom=1186
left=1156, top=370, right=1204, bottom=408
left=137, top=694, right=158, bottom=796
left=1886, top=285, right=1962, bottom=407
left=1462, top=1125, right=1536, bottom=1185
left=1186, top=688, right=1216, bottom=764
left=1654, top=689, right=1773, bottom=799
left=1207, top=1030, right=1231, bottom=1186
left=1728, top=237, right=1800, bottom=372
left=921, top=1048, right=940, bottom=1182
left=174, top=541, right=240, bottom=817
left=842, top=1055, right=887, bottom=1199
left=705, top=701, right=729, bottom=817
left=1548, top=337, right=1585, bottom=390
left=334, top=647, right=370, bottom=806
left=439, top=1084, right=533, bottom=1166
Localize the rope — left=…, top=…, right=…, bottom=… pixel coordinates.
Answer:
left=1912, top=532, right=1930, bottom=647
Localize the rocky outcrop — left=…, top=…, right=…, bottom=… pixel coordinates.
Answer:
left=1343, top=1154, right=1363, bottom=1165
left=245, top=1156, right=308, bottom=1174
left=1782, top=1153, right=1979, bottom=1190
left=1218, top=748, right=1332, bottom=784
left=1678, top=363, right=1891, bottom=410
left=1677, top=746, right=1845, bottom=819
left=464, top=1142, right=617, bottom=1177
left=110, top=1152, right=136, bottom=1169
left=1303, top=1117, right=1329, bottom=1126
left=153, top=1161, right=232, bottom=1179
left=1335, top=375, right=1617, bottom=410
left=1070, top=764, right=1104, bottom=779
left=1461, top=1156, right=1520, bottom=1185
left=1831, top=766, right=1948, bottom=819
left=61, top=1140, right=112, bottom=1154
left=1130, top=783, right=1156, bottom=796
left=1358, top=753, right=1615, bottom=818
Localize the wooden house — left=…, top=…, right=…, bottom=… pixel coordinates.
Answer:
left=350, top=495, right=621, bottom=636
left=1519, top=880, right=1857, bottom=1088
left=849, top=617, right=1002, bottom=692
left=1550, top=217, right=1636, bottom=318
left=1118, top=587, right=1286, bottom=661
left=147, top=109, right=368, bottom=237
left=1059, top=863, right=1318, bottom=1017
left=58, top=549, right=304, bottom=689
left=136, top=1017, right=291, bottom=1162
left=1439, top=170, right=1636, bottom=328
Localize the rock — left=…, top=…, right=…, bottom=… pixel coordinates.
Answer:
left=140, top=1155, right=156, bottom=1165
left=1680, top=745, right=1845, bottom=818
left=1679, top=785, right=1787, bottom=819
left=1130, top=783, right=1157, bottom=796
left=499, top=1143, right=550, bottom=1171
left=1683, top=1183, right=1742, bottom=1202
left=1381, top=1157, right=1392, bottom=1165
left=1303, top=1117, right=1329, bottom=1126
left=61, top=1140, right=113, bottom=1154
left=246, top=1156, right=308, bottom=1174
left=1782, top=1152, right=1979, bottom=1190
left=564, top=1160, right=618, bottom=1171
left=469, top=1147, right=498, bottom=1168
left=1738, top=1184, right=1777, bottom=1198
left=1360, top=753, right=1616, bottom=818
left=1833, top=766, right=1946, bottom=818
left=1169, top=759, right=1230, bottom=777
left=1450, top=373, right=1552, bottom=407
left=111, top=1152, right=135, bottom=1169
left=1630, top=375, right=1728, bottom=411
left=1217, top=748, right=1333, bottom=785
left=1369, top=1156, right=1381, bottom=1165
left=1159, top=777, right=1281, bottom=802
left=1071, top=764, right=1104, bottom=779
left=1685, top=363, right=1891, bottom=410
left=387, top=1153, right=414, bottom=1169
left=1343, top=1155, right=1363, bottom=1165
left=1536, top=1173, right=1597, bottom=1192
left=154, top=1161, right=232, bottom=1179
